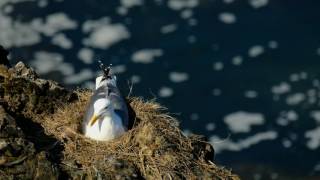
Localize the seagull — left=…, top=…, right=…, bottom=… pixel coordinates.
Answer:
left=82, top=61, right=129, bottom=141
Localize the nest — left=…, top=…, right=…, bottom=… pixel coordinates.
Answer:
left=40, top=90, right=239, bottom=179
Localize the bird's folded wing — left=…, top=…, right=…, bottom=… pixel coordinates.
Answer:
left=108, top=85, right=129, bottom=128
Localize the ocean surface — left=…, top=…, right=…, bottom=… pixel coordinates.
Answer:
left=1, top=0, right=320, bottom=179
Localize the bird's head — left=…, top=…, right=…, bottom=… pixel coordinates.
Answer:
left=89, top=98, right=111, bottom=126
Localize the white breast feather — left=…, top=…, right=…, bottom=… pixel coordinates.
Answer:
left=84, top=113, right=125, bottom=141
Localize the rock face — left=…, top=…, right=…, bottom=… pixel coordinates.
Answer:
left=0, top=49, right=73, bottom=179
left=0, top=47, right=240, bottom=179
left=0, top=105, right=60, bottom=179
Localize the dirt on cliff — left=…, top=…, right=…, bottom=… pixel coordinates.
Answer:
left=0, top=48, right=239, bottom=179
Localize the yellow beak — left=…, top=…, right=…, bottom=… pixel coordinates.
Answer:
left=89, top=114, right=99, bottom=126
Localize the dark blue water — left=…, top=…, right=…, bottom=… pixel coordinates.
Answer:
left=2, top=0, right=320, bottom=179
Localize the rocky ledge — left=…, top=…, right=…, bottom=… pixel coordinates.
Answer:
left=0, top=47, right=239, bottom=179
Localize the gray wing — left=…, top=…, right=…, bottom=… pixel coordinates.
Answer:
left=106, top=82, right=129, bottom=129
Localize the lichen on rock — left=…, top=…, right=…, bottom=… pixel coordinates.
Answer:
left=0, top=48, right=239, bottom=179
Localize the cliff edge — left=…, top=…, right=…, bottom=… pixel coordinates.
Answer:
left=0, top=47, right=239, bottom=179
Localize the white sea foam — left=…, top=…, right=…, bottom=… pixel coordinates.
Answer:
left=271, top=82, right=291, bottom=95
left=31, top=51, right=74, bottom=76
left=312, top=79, right=320, bottom=87
left=223, top=0, right=235, bottom=4
left=77, top=48, right=94, bottom=64
left=244, top=90, right=258, bottom=98
left=314, top=163, right=320, bottom=172
left=317, top=48, right=320, bottom=56
left=167, top=0, right=199, bottom=11
left=51, top=33, right=73, bottom=49
left=210, top=131, right=278, bottom=153
left=82, top=17, right=129, bottom=49
left=82, top=17, right=110, bottom=33
left=268, top=40, right=278, bottom=49
left=169, top=72, right=189, bottom=83
left=282, top=139, right=292, bottom=148
left=300, top=72, right=308, bottom=80
left=117, top=0, right=143, bottom=15
left=232, top=55, right=243, bottom=66
left=160, top=24, right=178, bottom=34
left=286, top=110, right=298, bottom=121
left=224, top=111, right=265, bottom=133
left=206, top=123, right=215, bottom=131
left=213, top=62, right=224, bottom=71
left=212, top=88, right=222, bottom=96
left=286, top=93, right=305, bottom=105
left=38, top=0, right=48, bottom=7
left=276, top=110, right=298, bottom=126
left=248, top=45, right=265, bottom=58
left=132, top=49, right=163, bottom=64
left=83, top=23, right=130, bottom=49
left=158, top=86, right=174, bottom=98
left=249, top=0, right=269, bottom=9
left=305, top=127, right=320, bottom=150
left=64, top=69, right=94, bottom=84
left=33, top=13, right=78, bottom=36
left=310, top=111, right=320, bottom=123
left=0, top=0, right=35, bottom=7
left=180, top=9, right=193, bottom=19
left=120, top=0, right=143, bottom=8
left=218, top=12, right=237, bottom=24
left=3, top=4, right=13, bottom=14
left=289, top=73, right=299, bottom=82
left=0, top=13, right=41, bottom=48
left=130, top=75, right=141, bottom=84
left=0, top=2, right=78, bottom=48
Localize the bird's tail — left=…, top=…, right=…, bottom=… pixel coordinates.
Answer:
left=95, top=75, right=117, bottom=90
left=96, top=60, right=117, bottom=89
left=98, top=60, right=112, bottom=79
